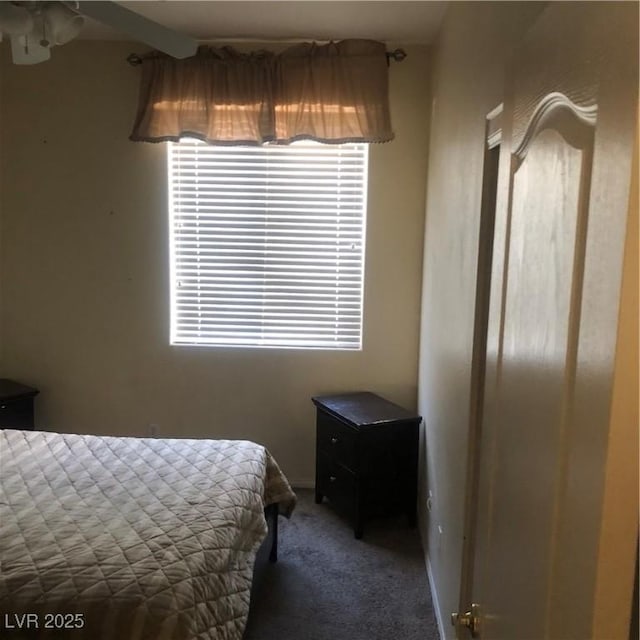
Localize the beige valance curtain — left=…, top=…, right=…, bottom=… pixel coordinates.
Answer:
left=130, top=39, right=394, bottom=145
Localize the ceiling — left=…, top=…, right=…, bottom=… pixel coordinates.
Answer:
left=79, top=1, right=447, bottom=45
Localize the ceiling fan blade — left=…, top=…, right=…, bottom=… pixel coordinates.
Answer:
left=77, top=1, right=198, bottom=59
left=0, top=2, right=33, bottom=36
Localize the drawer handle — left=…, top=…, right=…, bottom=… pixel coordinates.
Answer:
left=330, top=437, right=339, bottom=445
left=329, top=475, right=337, bottom=483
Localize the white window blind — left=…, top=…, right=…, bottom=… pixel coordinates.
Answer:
left=168, top=140, right=368, bottom=349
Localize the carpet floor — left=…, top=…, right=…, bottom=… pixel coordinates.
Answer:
left=244, top=489, right=440, bottom=640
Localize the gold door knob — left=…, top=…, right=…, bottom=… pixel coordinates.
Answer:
left=451, top=603, right=481, bottom=637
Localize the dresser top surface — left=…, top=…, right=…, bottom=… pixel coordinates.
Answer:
left=312, top=392, right=421, bottom=428
left=0, top=379, right=39, bottom=401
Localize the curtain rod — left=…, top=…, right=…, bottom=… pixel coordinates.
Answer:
left=126, top=48, right=407, bottom=66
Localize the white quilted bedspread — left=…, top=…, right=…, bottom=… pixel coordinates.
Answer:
left=0, top=429, right=295, bottom=640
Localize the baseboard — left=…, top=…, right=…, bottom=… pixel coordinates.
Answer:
left=426, top=554, right=447, bottom=640
left=289, top=479, right=315, bottom=489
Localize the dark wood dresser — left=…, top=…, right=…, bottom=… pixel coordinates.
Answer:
left=0, top=379, right=39, bottom=430
left=312, top=392, right=421, bottom=539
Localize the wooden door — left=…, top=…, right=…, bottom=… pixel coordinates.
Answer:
left=465, top=4, right=638, bottom=640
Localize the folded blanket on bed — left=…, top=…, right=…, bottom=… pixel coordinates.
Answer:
left=0, top=429, right=296, bottom=640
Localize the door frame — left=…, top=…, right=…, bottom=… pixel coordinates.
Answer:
left=456, top=103, right=503, bottom=630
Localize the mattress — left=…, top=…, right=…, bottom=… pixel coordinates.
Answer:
left=0, top=429, right=296, bottom=640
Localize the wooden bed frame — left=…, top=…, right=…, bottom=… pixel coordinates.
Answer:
left=266, top=503, right=279, bottom=562
left=251, top=503, right=279, bottom=598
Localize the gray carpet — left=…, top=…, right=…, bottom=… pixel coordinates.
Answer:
left=244, top=489, right=440, bottom=640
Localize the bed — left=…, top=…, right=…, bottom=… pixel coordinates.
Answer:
left=0, top=428, right=296, bottom=640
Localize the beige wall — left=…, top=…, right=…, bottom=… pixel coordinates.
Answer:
left=0, top=40, right=430, bottom=486
left=417, top=2, right=544, bottom=634
left=0, top=55, right=4, bottom=365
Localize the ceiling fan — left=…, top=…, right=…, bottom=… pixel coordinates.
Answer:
left=0, top=1, right=198, bottom=64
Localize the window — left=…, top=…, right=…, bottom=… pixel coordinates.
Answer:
left=168, top=141, right=368, bottom=349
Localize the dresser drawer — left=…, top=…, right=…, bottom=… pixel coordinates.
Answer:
left=0, top=397, right=35, bottom=429
left=316, top=451, right=356, bottom=512
left=316, top=412, right=357, bottom=470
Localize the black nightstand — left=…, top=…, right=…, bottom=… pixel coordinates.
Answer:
left=0, top=379, right=39, bottom=430
left=312, top=392, right=421, bottom=539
